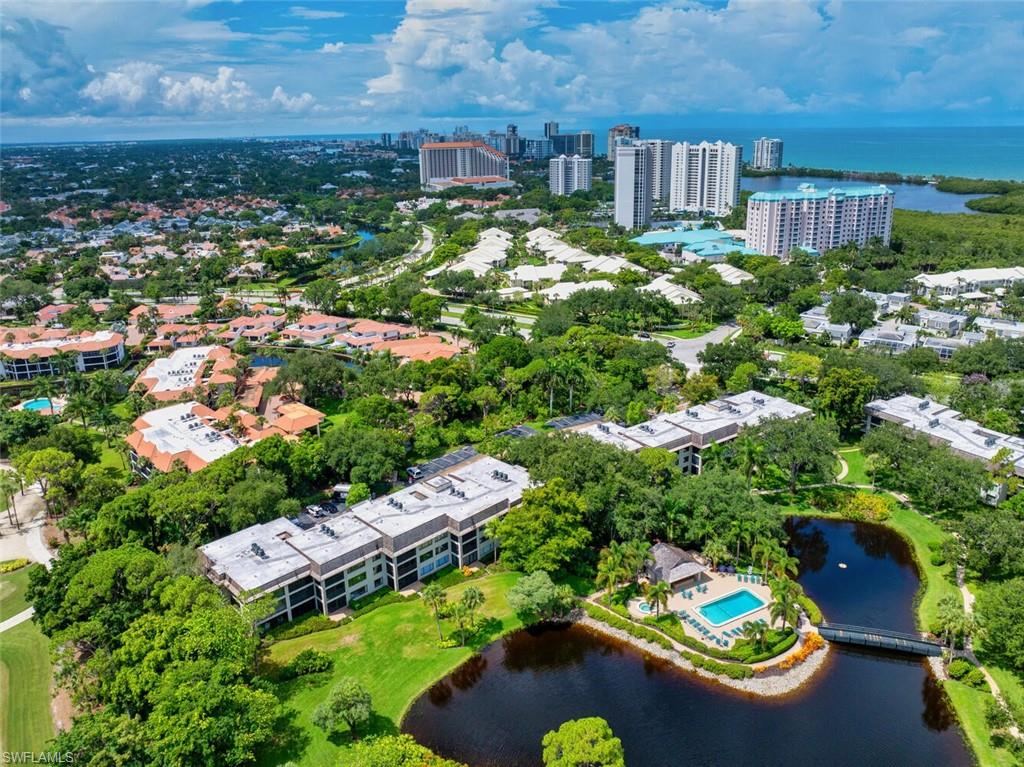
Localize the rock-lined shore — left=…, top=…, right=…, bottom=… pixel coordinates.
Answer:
left=576, top=614, right=831, bottom=698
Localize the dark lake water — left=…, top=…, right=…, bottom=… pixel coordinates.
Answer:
left=741, top=174, right=986, bottom=214
left=403, top=518, right=972, bottom=767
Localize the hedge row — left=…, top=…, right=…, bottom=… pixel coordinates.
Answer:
left=582, top=603, right=754, bottom=680
left=581, top=602, right=674, bottom=651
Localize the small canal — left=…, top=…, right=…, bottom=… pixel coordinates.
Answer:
left=402, top=517, right=972, bottom=766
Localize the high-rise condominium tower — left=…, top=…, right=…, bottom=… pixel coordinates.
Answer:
left=752, top=137, right=784, bottom=170
left=607, top=124, right=640, bottom=158
left=549, top=154, right=593, bottom=196
left=746, top=184, right=894, bottom=260
left=668, top=140, right=742, bottom=217
left=638, top=139, right=674, bottom=202
left=613, top=142, right=653, bottom=230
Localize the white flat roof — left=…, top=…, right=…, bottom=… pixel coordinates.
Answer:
left=576, top=391, right=810, bottom=451
left=201, top=518, right=309, bottom=593
left=867, top=394, right=1024, bottom=473
left=142, top=345, right=221, bottom=393
left=351, top=455, right=530, bottom=538
left=138, top=402, right=241, bottom=464
left=285, top=514, right=383, bottom=566
left=915, top=267, right=1024, bottom=289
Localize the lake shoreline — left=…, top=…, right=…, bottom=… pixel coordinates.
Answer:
left=574, top=613, right=832, bottom=699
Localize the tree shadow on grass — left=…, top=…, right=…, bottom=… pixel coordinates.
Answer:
left=253, top=706, right=311, bottom=767
left=467, top=615, right=505, bottom=650
left=326, top=711, right=399, bottom=747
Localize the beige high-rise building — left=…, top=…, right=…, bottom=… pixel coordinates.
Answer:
left=418, top=141, right=509, bottom=189
left=607, top=124, right=640, bottom=158
left=638, top=139, right=674, bottom=202
left=668, top=140, right=742, bottom=217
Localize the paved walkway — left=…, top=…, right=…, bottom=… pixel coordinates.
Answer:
left=0, top=481, right=53, bottom=570
left=0, top=607, right=34, bottom=634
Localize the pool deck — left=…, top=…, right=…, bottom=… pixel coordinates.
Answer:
left=628, top=570, right=775, bottom=648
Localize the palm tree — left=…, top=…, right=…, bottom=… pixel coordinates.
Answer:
left=622, top=539, right=652, bottom=585
left=699, top=442, right=730, bottom=472
left=701, top=538, right=730, bottom=570
left=421, top=583, right=448, bottom=642
left=597, top=542, right=628, bottom=597
left=32, top=376, right=57, bottom=413
left=451, top=602, right=470, bottom=646
left=742, top=619, right=769, bottom=651
left=936, top=594, right=971, bottom=650
left=0, top=470, right=21, bottom=529
left=64, top=393, right=92, bottom=428
left=769, top=577, right=803, bottom=631
left=661, top=496, right=686, bottom=542
left=643, top=580, right=672, bottom=619
left=460, top=586, right=485, bottom=627
left=729, top=516, right=756, bottom=560
left=769, top=552, right=800, bottom=581
left=735, top=436, right=765, bottom=489
left=92, top=407, right=120, bottom=447
left=552, top=353, right=588, bottom=412
left=752, top=538, right=785, bottom=580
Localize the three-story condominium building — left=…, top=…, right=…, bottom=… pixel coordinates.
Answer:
left=668, top=141, right=743, bottom=217
left=613, top=142, right=653, bottom=230
left=573, top=390, right=810, bottom=474
left=419, top=141, right=510, bottom=190
left=746, top=183, right=894, bottom=259
left=199, top=455, right=532, bottom=626
left=0, top=327, right=125, bottom=380
left=752, top=137, right=784, bottom=170
left=549, top=154, right=593, bottom=196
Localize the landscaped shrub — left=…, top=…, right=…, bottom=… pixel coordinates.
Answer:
left=283, top=649, right=334, bottom=679
left=798, top=594, right=823, bottom=624
left=582, top=603, right=674, bottom=652
left=964, top=668, right=988, bottom=690
left=777, top=632, right=825, bottom=669
left=947, top=658, right=973, bottom=680
left=643, top=614, right=796, bottom=663
left=0, top=558, right=29, bottom=573
left=838, top=491, right=893, bottom=522
left=268, top=613, right=338, bottom=642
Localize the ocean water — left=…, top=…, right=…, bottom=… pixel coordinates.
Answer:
left=607, top=126, right=1024, bottom=180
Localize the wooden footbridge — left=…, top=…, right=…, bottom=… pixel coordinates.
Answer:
left=815, top=622, right=943, bottom=656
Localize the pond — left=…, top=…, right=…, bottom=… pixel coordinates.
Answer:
left=741, top=175, right=986, bottom=214
left=403, top=518, right=971, bottom=767
left=329, top=229, right=376, bottom=259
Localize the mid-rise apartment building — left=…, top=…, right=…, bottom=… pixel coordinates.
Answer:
left=746, top=183, right=894, bottom=259
left=912, top=267, right=1024, bottom=297
left=752, top=137, right=784, bottom=170
left=549, top=154, right=593, bottom=196
left=199, top=456, right=531, bottom=626
left=866, top=394, right=1024, bottom=502
left=613, top=142, right=653, bottom=230
left=419, top=141, right=510, bottom=190
left=0, top=327, right=125, bottom=380
left=668, top=141, right=742, bottom=217
left=574, top=390, right=810, bottom=473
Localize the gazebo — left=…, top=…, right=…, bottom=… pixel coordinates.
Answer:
left=646, top=542, right=708, bottom=590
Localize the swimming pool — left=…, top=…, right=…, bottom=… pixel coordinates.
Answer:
left=697, top=589, right=765, bottom=627
left=22, top=398, right=55, bottom=412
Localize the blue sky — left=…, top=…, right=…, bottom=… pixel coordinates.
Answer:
left=2, top=0, right=1022, bottom=142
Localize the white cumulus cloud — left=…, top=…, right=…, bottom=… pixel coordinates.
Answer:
left=319, top=42, right=345, bottom=53
left=290, top=5, right=345, bottom=20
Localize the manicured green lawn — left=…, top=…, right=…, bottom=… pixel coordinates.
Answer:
left=0, top=620, right=54, bottom=754
left=920, top=371, right=960, bottom=403
left=0, top=564, right=38, bottom=622
left=657, top=323, right=716, bottom=339
left=942, top=680, right=1017, bottom=767
left=259, top=571, right=522, bottom=766
left=837, top=447, right=871, bottom=486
